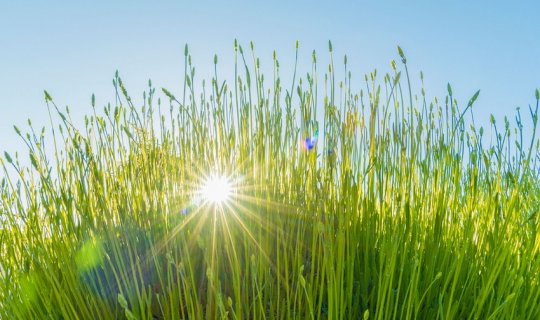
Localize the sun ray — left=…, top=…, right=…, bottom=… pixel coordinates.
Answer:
left=224, top=198, right=281, bottom=238
left=222, top=201, right=277, bottom=272
left=235, top=193, right=320, bottom=224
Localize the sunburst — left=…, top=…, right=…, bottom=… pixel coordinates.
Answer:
left=199, top=174, right=233, bottom=205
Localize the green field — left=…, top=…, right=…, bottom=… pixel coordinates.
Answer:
left=1, top=42, right=540, bottom=319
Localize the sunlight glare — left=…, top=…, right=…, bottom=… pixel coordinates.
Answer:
left=201, top=175, right=232, bottom=204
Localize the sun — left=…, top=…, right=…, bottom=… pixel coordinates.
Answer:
left=200, top=174, right=233, bottom=205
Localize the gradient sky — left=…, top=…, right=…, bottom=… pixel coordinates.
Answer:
left=1, top=1, right=539, bottom=163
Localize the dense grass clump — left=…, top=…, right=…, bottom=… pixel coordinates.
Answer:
left=1, top=41, right=540, bottom=319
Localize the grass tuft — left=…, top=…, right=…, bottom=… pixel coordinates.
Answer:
left=1, top=43, right=540, bottom=319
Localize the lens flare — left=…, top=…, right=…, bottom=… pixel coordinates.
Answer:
left=302, top=120, right=319, bottom=152
left=304, top=136, right=317, bottom=151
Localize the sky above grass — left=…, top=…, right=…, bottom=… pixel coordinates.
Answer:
left=1, top=1, right=539, bottom=160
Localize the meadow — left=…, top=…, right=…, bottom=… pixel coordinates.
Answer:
left=1, top=41, right=539, bottom=319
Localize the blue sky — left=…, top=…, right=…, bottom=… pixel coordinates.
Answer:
left=1, top=1, right=539, bottom=161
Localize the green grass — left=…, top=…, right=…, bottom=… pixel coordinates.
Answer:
left=1, top=41, right=540, bottom=319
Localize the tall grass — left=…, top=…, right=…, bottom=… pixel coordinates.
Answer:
left=1, top=41, right=540, bottom=319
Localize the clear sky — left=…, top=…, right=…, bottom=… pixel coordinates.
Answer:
left=1, top=1, right=539, bottom=162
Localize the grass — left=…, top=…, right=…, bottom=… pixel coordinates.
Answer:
left=1, top=40, right=540, bottom=319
